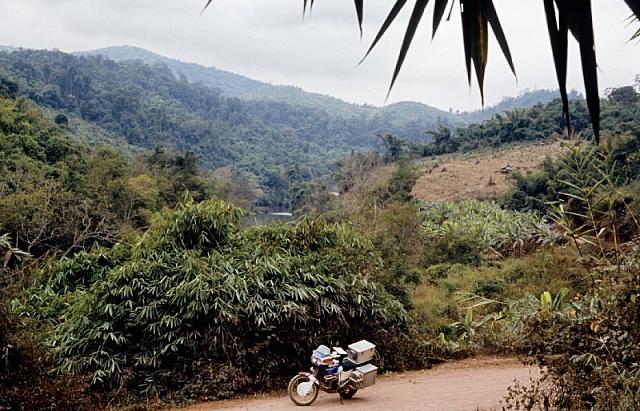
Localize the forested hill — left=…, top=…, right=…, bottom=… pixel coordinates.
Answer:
left=459, top=89, right=583, bottom=123
left=75, top=46, right=268, bottom=102
left=0, top=46, right=599, bottom=209
left=77, top=46, right=462, bottom=124
left=0, top=48, right=462, bottom=207
left=79, top=46, right=583, bottom=127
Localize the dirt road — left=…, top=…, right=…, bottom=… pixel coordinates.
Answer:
left=178, top=357, right=539, bottom=411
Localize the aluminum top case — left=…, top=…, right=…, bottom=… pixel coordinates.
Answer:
left=347, top=340, right=376, bottom=364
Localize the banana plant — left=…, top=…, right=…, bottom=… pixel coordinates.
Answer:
left=453, top=288, right=572, bottom=337
left=548, top=145, right=634, bottom=262
left=421, top=199, right=557, bottom=257
left=449, top=306, right=477, bottom=342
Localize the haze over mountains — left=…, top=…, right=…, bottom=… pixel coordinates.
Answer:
left=77, top=46, right=579, bottom=124
left=75, top=46, right=467, bottom=131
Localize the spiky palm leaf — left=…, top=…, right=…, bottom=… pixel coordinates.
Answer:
left=626, top=0, right=640, bottom=40
left=204, top=1, right=640, bottom=143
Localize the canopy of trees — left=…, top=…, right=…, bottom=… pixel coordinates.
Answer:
left=0, top=95, right=228, bottom=258
left=0, top=49, right=462, bottom=208
left=383, top=85, right=640, bottom=158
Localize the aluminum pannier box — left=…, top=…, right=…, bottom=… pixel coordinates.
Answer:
left=347, top=339, right=376, bottom=364
left=353, top=363, right=378, bottom=388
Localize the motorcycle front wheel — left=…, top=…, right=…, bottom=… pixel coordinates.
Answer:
left=288, top=375, right=319, bottom=406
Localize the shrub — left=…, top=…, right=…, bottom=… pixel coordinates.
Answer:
left=505, top=253, right=640, bottom=409
left=371, top=202, right=426, bottom=308
left=421, top=200, right=557, bottom=261
left=425, top=263, right=452, bottom=281
left=19, top=199, right=410, bottom=402
left=0, top=307, right=94, bottom=411
left=385, top=157, right=419, bottom=204
left=473, top=279, right=505, bottom=299
left=502, top=159, right=557, bottom=214
left=427, top=235, right=483, bottom=266
left=1, top=235, right=95, bottom=410
left=411, top=247, right=586, bottom=337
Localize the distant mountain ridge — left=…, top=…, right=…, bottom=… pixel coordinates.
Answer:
left=74, top=46, right=471, bottom=147
left=0, top=48, right=467, bottom=207
left=75, top=46, right=412, bottom=119
left=76, top=46, right=266, bottom=100
left=0, top=45, right=585, bottom=208
left=4, top=45, right=575, bottom=130
left=78, top=46, right=580, bottom=128
left=460, top=89, right=583, bottom=123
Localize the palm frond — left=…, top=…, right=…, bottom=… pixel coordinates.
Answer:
left=460, top=1, right=488, bottom=103
left=626, top=0, right=640, bottom=40
left=201, top=0, right=213, bottom=15
left=201, top=0, right=640, bottom=143
left=625, top=0, right=640, bottom=19
left=432, top=0, right=449, bottom=39
left=304, top=0, right=515, bottom=105
left=387, top=0, right=430, bottom=100
left=566, top=1, right=600, bottom=142
left=354, top=0, right=364, bottom=36
left=543, top=0, right=571, bottom=136
left=359, top=0, right=408, bottom=64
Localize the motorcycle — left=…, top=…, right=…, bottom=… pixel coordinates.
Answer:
left=287, top=340, right=378, bottom=406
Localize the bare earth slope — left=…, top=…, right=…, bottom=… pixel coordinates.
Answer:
left=177, top=358, right=539, bottom=411
left=412, top=142, right=563, bottom=202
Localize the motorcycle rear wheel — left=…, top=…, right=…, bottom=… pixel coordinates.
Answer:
left=288, top=375, right=319, bottom=406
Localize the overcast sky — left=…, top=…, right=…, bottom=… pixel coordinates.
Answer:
left=1, top=0, right=639, bottom=111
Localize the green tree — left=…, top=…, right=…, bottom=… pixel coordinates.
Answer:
left=386, top=157, right=419, bottom=204
left=606, top=86, right=640, bottom=105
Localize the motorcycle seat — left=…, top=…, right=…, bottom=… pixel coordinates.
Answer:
left=341, top=357, right=357, bottom=371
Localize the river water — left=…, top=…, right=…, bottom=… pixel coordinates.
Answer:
left=244, top=212, right=294, bottom=226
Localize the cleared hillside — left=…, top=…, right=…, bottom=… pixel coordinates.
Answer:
left=411, top=142, right=564, bottom=202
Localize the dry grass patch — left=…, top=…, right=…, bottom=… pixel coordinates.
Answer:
left=411, top=141, right=565, bottom=203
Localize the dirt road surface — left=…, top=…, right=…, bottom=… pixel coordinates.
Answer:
left=177, top=357, right=540, bottom=411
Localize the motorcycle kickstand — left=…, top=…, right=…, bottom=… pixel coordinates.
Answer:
left=337, top=381, right=349, bottom=405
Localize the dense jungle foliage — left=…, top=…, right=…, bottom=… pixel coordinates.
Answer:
left=0, top=93, right=432, bottom=407
left=0, top=95, right=257, bottom=259
left=2, top=43, right=640, bottom=409
left=322, top=84, right=640, bottom=407
left=452, top=148, right=640, bottom=408
left=381, top=81, right=640, bottom=160
left=14, top=200, right=418, bottom=400
left=0, top=48, right=463, bottom=208
left=77, top=46, right=465, bottom=125
left=3, top=199, right=433, bottom=409
left=502, top=256, right=640, bottom=410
